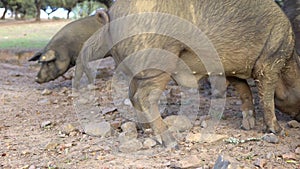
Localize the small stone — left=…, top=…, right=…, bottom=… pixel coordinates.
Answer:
left=287, top=120, right=300, bottom=128
left=262, top=133, right=279, bottom=144
left=41, top=121, right=52, bottom=128
left=104, top=114, right=116, bottom=121
left=62, top=123, right=77, bottom=135
left=41, top=89, right=52, bottom=95
left=177, top=155, right=201, bottom=168
left=69, top=131, right=77, bottom=137
left=84, top=122, right=112, bottom=137
left=121, top=122, right=137, bottom=133
left=254, top=158, right=267, bottom=168
left=213, top=155, right=230, bottom=169
left=124, top=99, right=132, bottom=106
left=77, top=98, right=89, bottom=105
left=164, top=115, right=193, bottom=132
left=64, top=143, right=74, bottom=148
left=21, top=150, right=30, bottom=155
left=21, top=165, right=30, bottom=169
left=295, top=147, right=300, bottom=154
left=111, top=120, right=122, bottom=129
left=200, top=120, right=208, bottom=128
left=52, top=99, right=59, bottom=104
left=193, top=120, right=201, bottom=126
left=119, top=139, right=143, bottom=153
left=266, top=152, right=274, bottom=159
left=37, top=99, right=51, bottom=105
left=45, top=142, right=59, bottom=150
left=118, top=131, right=138, bottom=143
left=59, top=87, right=69, bottom=94
left=144, top=128, right=154, bottom=135
left=28, top=165, right=36, bottom=169
left=102, top=107, right=117, bottom=114
left=143, top=138, right=157, bottom=149
left=68, top=92, right=79, bottom=98
left=236, top=100, right=242, bottom=105
left=87, top=84, right=98, bottom=90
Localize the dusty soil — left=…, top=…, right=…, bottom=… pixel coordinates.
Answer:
left=0, top=50, right=300, bottom=168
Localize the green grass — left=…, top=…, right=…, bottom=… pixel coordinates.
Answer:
left=0, top=20, right=71, bottom=50
left=0, top=39, right=51, bottom=49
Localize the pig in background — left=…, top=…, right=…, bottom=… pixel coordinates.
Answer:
left=29, top=10, right=108, bottom=83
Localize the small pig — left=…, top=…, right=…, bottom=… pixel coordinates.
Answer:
left=29, top=10, right=108, bottom=83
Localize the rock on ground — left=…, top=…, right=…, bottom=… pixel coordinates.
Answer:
left=164, top=115, right=193, bottom=132
left=119, top=139, right=143, bottom=153
left=83, top=122, right=112, bottom=137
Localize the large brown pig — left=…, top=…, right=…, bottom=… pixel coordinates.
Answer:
left=29, top=10, right=108, bottom=83
left=75, top=0, right=300, bottom=147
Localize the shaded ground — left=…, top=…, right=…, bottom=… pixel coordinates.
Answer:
left=0, top=21, right=300, bottom=169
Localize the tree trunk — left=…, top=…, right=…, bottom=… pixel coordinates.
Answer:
left=21, top=11, right=26, bottom=20
left=36, top=9, right=41, bottom=21
left=67, top=10, right=71, bottom=19
left=1, top=7, right=7, bottom=20
left=14, top=3, right=22, bottom=20
left=14, top=11, right=19, bottom=20
left=0, top=0, right=8, bottom=20
left=35, top=0, right=42, bottom=21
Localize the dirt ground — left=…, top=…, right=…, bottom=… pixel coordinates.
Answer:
left=0, top=46, right=300, bottom=169
left=0, top=19, right=300, bottom=168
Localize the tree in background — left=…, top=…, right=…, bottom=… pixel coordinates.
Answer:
left=0, top=0, right=114, bottom=20
left=17, top=0, right=35, bottom=20
left=34, top=0, right=42, bottom=21
left=41, top=0, right=60, bottom=19
left=0, top=0, right=9, bottom=19
left=61, top=0, right=84, bottom=19
left=72, top=0, right=104, bottom=18
left=0, top=0, right=35, bottom=20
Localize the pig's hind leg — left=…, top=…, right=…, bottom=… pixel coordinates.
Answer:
left=228, top=77, right=256, bottom=130
left=129, top=72, right=177, bottom=148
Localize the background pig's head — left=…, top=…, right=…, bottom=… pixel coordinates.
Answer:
left=29, top=49, right=71, bottom=83
left=28, top=9, right=110, bottom=84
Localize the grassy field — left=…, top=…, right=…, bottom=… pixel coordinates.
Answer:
left=0, top=19, right=71, bottom=50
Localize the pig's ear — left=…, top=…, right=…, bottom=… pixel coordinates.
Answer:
left=39, top=50, right=56, bottom=63
left=96, top=9, right=110, bottom=24
left=28, top=51, right=42, bottom=61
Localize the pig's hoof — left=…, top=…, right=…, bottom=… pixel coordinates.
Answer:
left=241, top=110, right=255, bottom=130
left=161, top=130, right=178, bottom=149
left=265, top=122, right=284, bottom=136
